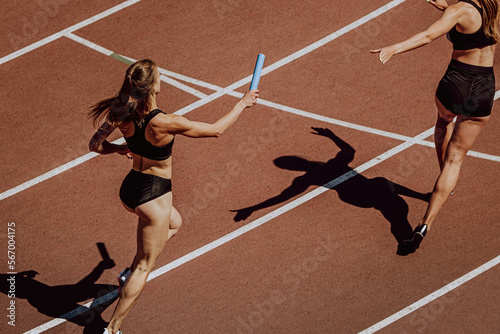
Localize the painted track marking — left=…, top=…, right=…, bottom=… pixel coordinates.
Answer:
left=64, top=33, right=208, bottom=98
left=0, top=0, right=141, bottom=66
left=358, top=254, right=500, bottom=333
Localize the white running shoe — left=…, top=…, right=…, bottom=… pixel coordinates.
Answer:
left=103, top=329, right=122, bottom=334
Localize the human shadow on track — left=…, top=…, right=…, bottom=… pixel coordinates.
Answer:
left=231, top=127, right=430, bottom=255
left=0, top=243, right=118, bottom=333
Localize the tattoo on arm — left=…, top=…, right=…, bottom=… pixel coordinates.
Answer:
left=89, top=120, right=116, bottom=152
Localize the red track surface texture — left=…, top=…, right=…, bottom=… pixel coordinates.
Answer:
left=1, top=1, right=499, bottom=333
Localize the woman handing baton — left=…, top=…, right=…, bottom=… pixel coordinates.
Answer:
left=371, top=0, right=499, bottom=250
left=88, top=59, right=258, bottom=333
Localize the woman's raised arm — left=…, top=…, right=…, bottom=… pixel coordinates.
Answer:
left=371, top=4, right=462, bottom=64
left=155, top=90, right=259, bottom=139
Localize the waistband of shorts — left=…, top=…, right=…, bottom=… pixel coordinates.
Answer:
left=129, top=169, right=171, bottom=182
left=450, top=58, right=494, bottom=73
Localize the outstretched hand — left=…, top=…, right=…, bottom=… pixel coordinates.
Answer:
left=370, top=45, right=397, bottom=64
left=240, top=89, right=259, bottom=108
left=117, top=144, right=133, bottom=159
left=428, top=0, right=449, bottom=11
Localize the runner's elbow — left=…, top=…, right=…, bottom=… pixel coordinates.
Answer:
left=89, top=141, right=103, bottom=153
left=422, top=33, right=434, bottom=45
left=211, top=124, right=225, bottom=138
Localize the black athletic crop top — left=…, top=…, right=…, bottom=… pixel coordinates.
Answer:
left=124, top=109, right=174, bottom=161
left=446, top=0, right=496, bottom=50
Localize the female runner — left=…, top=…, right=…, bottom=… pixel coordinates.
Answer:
left=371, top=0, right=498, bottom=250
left=88, top=59, right=258, bottom=333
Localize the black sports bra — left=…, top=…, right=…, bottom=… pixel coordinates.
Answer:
left=124, top=109, right=174, bottom=161
left=446, top=0, right=496, bottom=50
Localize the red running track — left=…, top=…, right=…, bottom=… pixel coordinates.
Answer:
left=1, top=1, right=499, bottom=333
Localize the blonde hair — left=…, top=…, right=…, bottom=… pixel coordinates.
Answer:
left=480, top=0, right=500, bottom=43
left=88, top=59, right=159, bottom=127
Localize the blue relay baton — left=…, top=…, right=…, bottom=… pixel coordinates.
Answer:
left=250, top=54, right=265, bottom=90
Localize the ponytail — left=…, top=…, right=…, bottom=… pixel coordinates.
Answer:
left=88, top=59, right=159, bottom=127
left=480, top=0, right=500, bottom=43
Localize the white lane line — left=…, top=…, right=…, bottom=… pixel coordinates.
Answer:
left=64, top=32, right=113, bottom=56
left=114, top=51, right=221, bottom=92
left=24, top=319, right=66, bottom=334
left=64, top=33, right=208, bottom=98
left=160, top=74, right=208, bottom=99
left=23, top=291, right=119, bottom=334
left=254, top=97, right=411, bottom=142
left=0, top=138, right=124, bottom=202
left=90, top=39, right=239, bottom=116
left=358, top=254, right=500, bottom=334
left=158, top=67, right=222, bottom=92
left=259, top=0, right=407, bottom=79
left=465, top=150, right=500, bottom=162
left=0, top=0, right=141, bottom=66
left=224, top=90, right=500, bottom=162
left=23, top=125, right=435, bottom=334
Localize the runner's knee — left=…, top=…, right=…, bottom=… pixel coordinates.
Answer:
left=134, top=255, right=157, bottom=274
left=444, top=144, right=467, bottom=167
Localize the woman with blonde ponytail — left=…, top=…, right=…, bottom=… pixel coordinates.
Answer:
left=88, top=59, right=259, bottom=333
left=371, top=0, right=498, bottom=253
left=480, top=0, right=500, bottom=40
